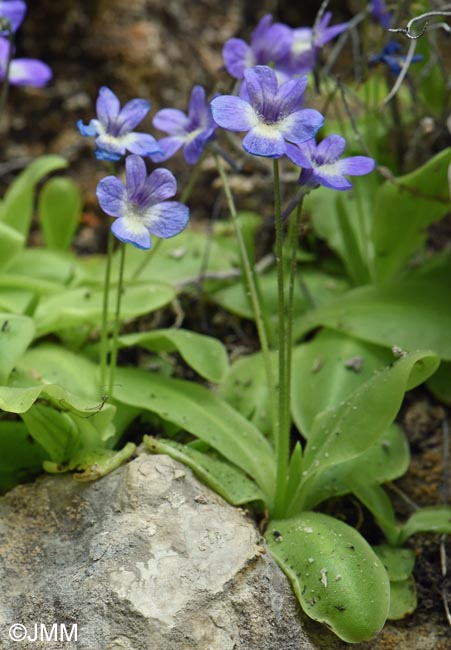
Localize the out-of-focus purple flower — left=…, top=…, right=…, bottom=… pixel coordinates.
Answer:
left=369, top=0, right=392, bottom=29
left=211, top=65, right=324, bottom=159
left=0, top=0, right=26, bottom=33
left=286, top=135, right=375, bottom=191
left=150, top=85, right=216, bottom=165
left=0, top=36, right=52, bottom=87
left=77, top=87, right=160, bottom=162
left=223, top=14, right=292, bottom=80
left=96, top=155, right=189, bottom=250
left=369, top=41, right=423, bottom=75
left=276, top=12, right=349, bottom=77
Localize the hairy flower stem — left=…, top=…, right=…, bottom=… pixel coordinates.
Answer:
left=273, top=159, right=289, bottom=518
left=99, top=228, right=115, bottom=393
left=108, top=243, right=127, bottom=397
left=215, top=153, right=277, bottom=449
left=0, top=24, right=14, bottom=121
left=285, top=200, right=303, bottom=463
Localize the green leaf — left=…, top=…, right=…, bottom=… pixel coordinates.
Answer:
left=34, top=283, right=175, bottom=336
left=145, top=437, right=264, bottom=506
left=17, top=344, right=100, bottom=399
left=39, top=177, right=82, bottom=251
left=114, top=367, right=276, bottom=505
left=347, top=482, right=399, bottom=545
left=295, top=276, right=451, bottom=360
left=291, top=329, right=392, bottom=438
left=289, top=351, right=438, bottom=515
left=386, top=576, right=417, bottom=620
left=306, top=178, right=376, bottom=286
left=398, top=506, right=451, bottom=545
left=6, top=248, right=82, bottom=287
left=0, top=221, right=24, bottom=271
left=372, top=148, right=451, bottom=281
left=217, top=350, right=275, bottom=435
left=303, top=351, right=438, bottom=479
left=0, top=156, right=68, bottom=237
left=266, top=512, right=390, bottom=643
left=118, top=329, right=229, bottom=383
left=0, top=314, right=35, bottom=384
left=0, top=421, right=47, bottom=493
left=212, top=268, right=349, bottom=321
left=79, top=229, right=237, bottom=288
left=372, top=545, right=416, bottom=582
left=301, top=424, right=409, bottom=516
left=427, top=362, right=451, bottom=405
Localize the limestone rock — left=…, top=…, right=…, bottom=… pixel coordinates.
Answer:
left=0, top=453, right=327, bottom=650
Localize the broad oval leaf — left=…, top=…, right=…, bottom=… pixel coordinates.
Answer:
left=398, top=506, right=451, bottom=545
left=39, top=177, right=82, bottom=251
left=0, top=155, right=68, bottom=237
left=372, top=148, right=451, bottom=281
left=118, top=329, right=229, bottom=383
left=372, top=545, right=415, bottom=583
left=295, top=277, right=451, bottom=361
left=0, top=221, right=24, bottom=271
left=266, top=512, right=390, bottom=643
left=114, top=367, right=276, bottom=505
left=291, top=329, right=392, bottom=438
left=145, top=437, right=264, bottom=506
left=34, top=283, right=175, bottom=336
left=302, top=351, right=439, bottom=480
left=0, top=313, right=35, bottom=384
left=386, top=576, right=417, bottom=620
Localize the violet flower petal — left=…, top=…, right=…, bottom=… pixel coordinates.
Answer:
left=153, top=108, right=190, bottom=135
left=223, top=38, right=253, bottom=79
left=112, top=217, right=151, bottom=250
left=242, top=126, right=286, bottom=158
left=244, top=66, right=278, bottom=115
left=116, top=98, right=151, bottom=135
left=285, top=142, right=313, bottom=168
left=77, top=118, right=99, bottom=137
left=96, top=177, right=126, bottom=217
left=316, top=134, right=347, bottom=161
left=210, top=95, right=258, bottom=131
left=335, top=156, right=376, bottom=176
left=8, top=58, right=52, bottom=87
left=150, top=136, right=185, bottom=162
left=278, top=108, right=324, bottom=144
left=274, top=76, right=308, bottom=116
left=142, top=201, right=190, bottom=238
left=313, top=169, right=353, bottom=190
left=122, top=132, right=161, bottom=156
left=125, top=154, right=148, bottom=197
left=188, top=85, right=207, bottom=123
left=184, top=131, right=211, bottom=164
left=96, top=86, right=120, bottom=128
left=0, top=0, right=26, bottom=32
left=145, top=168, right=178, bottom=205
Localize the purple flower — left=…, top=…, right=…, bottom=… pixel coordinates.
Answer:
left=211, top=65, right=324, bottom=159
left=369, top=0, right=392, bottom=29
left=223, top=14, right=292, bottom=80
left=276, top=12, right=349, bottom=77
left=0, top=36, right=52, bottom=87
left=369, top=41, right=423, bottom=75
left=77, top=87, right=160, bottom=162
left=286, top=135, right=375, bottom=191
left=96, top=155, right=189, bottom=250
left=150, top=85, right=216, bottom=165
left=0, top=0, right=26, bottom=32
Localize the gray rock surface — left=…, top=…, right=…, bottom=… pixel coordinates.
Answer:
left=0, top=452, right=331, bottom=650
